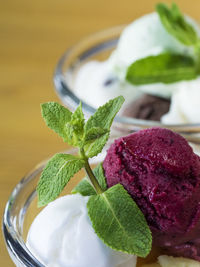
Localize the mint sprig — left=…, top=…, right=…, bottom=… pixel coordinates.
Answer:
left=38, top=96, right=124, bottom=201
left=37, top=96, right=152, bottom=257
left=126, top=2, right=200, bottom=85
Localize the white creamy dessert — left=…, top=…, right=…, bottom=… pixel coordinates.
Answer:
left=27, top=194, right=137, bottom=267
left=162, top=78, right=200, bottom=124
left=72, top=12, right=200, bottom=124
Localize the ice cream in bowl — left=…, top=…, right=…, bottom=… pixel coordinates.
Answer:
left=3, top=95, right=200, bottom=266
left=54, top=2, right=200, bottom=141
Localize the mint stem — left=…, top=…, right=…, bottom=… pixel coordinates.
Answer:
left=84, top=159, right=103, bottom=194
left=80, top=148, right=103, bottom=194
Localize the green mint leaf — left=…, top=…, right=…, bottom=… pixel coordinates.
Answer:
left=92, top=163, right=107, bottom=191
left=72, top=178, right=96, bottom=196
left=72, top=163, right=107, bottom=196
left=84, top=127, right=109, bottom=143
left=126, top=53, right=198, bottom=85
left=87, top=184, right=152, bottom=257
left=84, top=134, right=109, bottom=159
left=83, top=96, right=124, bottom=158
left=66, top=103, right=85, bottom=147
left=84, top=96, right=124, bottom=130
left=41, top=102, right=72, bottom=142
left=156, top=3, right=198, bottom=46
left=37, top=153, right=85, bottom=206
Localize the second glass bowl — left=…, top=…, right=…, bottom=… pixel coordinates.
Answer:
left=54, top=26, right=200, bottom=142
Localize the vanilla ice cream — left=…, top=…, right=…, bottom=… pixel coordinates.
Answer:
left=27, top=194, right=136, bottom=267
left=72, top=12, right=200, bottom=124
left=161, top=78, right=200, bottom=124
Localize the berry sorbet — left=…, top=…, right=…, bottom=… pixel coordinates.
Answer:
left=103, top=128, right=200, bottom=260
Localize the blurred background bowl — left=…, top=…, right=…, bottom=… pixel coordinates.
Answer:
left=54, top=26, right=200, bottom=143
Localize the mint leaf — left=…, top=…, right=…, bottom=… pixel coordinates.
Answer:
left=87, top=184, right=152, bottom=257
left=84, top=96, right=124, bottom=130
left=66, top=103, right=85, bottom=147
left=93, top=163, right=107, bottom=191
left=156, top=3, right=198, bottom=46
left=72, top=178, right=96, bottom=196
left=84, top=134, right=109, bottom=159
left=37, top=154, right=85, bottom=206
left=72, top=163, right=107, bottom=195
left=83, top=96, right=124, bottom=158
left=84, top=127, right=108, bottom=143
left=126, top=53, right=198, bottom=85
left=41, top=102, right=72, bottom=142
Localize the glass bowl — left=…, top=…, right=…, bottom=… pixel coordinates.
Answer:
left=3, top=139, right=200, bottom=266
left=54, top=26, right=200, bottom=143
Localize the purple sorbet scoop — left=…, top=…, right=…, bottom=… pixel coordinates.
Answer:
left=103, top=128, right=200, bottom=260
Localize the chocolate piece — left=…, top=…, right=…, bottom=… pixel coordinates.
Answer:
left=123, top=94, right=170, bottom=121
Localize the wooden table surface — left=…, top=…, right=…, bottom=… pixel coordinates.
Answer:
left=1, top=0, right=200, bottom=265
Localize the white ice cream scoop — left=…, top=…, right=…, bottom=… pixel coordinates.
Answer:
left=26, top=194, right=137, bottom=267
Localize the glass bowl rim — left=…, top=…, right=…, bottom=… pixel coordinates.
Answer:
left=2, top=159, right=46, bottom=267
left=53, top=25, right=200, bottom=136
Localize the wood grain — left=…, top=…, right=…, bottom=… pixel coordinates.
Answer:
left=1, top=0, right=200, bottom=265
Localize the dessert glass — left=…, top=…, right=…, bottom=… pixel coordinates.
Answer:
left=3, top=139, right=200, bottom=267
left=54, top=26, right=200, bottom=143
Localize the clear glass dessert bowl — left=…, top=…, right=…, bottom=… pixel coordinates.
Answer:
left=54, top=26, right=200, bottom=143
left=3, top=137, right=200, bottom=267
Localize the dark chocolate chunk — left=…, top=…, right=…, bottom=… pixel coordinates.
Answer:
left=122, top=94, right=170, bottom=121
